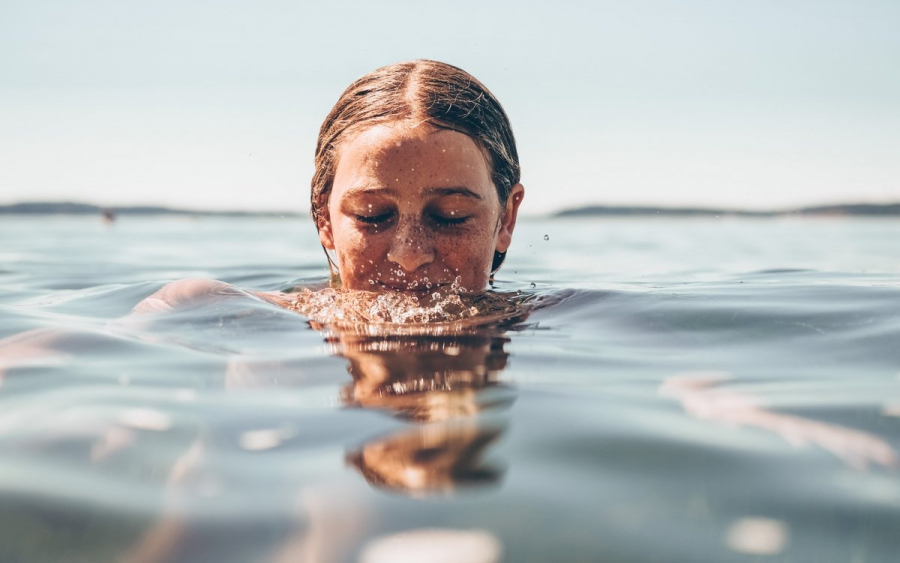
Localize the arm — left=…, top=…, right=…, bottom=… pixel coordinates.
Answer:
left=661, top=374, right=898, bottom=471
left=1, top=279, right=254, bottom=379
left=128, top=278, right=244, bottom=315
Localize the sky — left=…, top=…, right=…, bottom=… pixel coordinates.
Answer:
left=1, top=0, right=898, bottom=215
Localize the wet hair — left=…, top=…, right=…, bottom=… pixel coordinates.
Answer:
left=311, top=60, right=521, bottom=229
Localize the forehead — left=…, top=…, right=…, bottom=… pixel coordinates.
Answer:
left=333, top=123, right=494, bottom=194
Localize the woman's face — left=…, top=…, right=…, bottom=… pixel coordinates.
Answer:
left=319, top=122, right=523, bottom=292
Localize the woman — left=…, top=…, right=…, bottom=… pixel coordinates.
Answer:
left=122, top=60, right=525, bottom=321
left=310, top=59, right=524, bottom=293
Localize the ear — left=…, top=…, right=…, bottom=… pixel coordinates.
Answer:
left=495, top=183, right=525, bottom=253
left=317, top=212, right=335, bottom=250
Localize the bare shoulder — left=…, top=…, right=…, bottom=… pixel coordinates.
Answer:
left=130, top=279, right=244, bottom=315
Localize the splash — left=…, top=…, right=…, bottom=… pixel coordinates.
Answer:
left=283, top=282, right=531, bottom=333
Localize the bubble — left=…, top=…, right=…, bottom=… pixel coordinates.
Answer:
left=543, top=235, right=549, bottom=241
left=530, top=282, right=536, bottom=288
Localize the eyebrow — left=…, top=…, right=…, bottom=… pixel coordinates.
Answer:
left=342, top=185, right=397, bottom=198
left=424, top=186, right=483, bottom=200
left=343, top=185, right=483, bottom=200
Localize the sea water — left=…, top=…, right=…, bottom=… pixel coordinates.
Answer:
left=1, top=215, right=899, bottom=562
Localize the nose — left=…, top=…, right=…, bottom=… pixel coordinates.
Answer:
left=386, top=220, right=434, bottom=273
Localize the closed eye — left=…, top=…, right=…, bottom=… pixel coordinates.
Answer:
left=430, top=214, right=470, bottom=227
left=355, top=212, right=394, bottom=225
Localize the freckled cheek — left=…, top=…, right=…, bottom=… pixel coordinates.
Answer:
left=334, top=226, right=388, bottom=279
left=434, top=230, right=495, bottom=283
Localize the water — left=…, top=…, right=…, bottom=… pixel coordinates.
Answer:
left=1, top=215, right=899, bottom=563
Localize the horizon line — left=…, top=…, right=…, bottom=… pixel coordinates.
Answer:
left=2, top=200, right=899, bottom=218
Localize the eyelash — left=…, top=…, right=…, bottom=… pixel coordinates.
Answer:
left=431, top=214, right=470, bottom=227
left=353, top=213, right=470, bottom=228
left=355, top=212, right=394, bottom=225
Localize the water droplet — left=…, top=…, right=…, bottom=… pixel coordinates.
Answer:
left=543, top=235, right=549, bottom=241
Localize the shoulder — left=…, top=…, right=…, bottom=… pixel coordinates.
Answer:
left=129, top=279, right=243, bottom=315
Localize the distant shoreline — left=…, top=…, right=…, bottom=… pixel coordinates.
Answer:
left=553, top=203, right=900, bottom=218
left=0, top=201, right=898, bottom=218
left=0, top=202, right=303, bottom=218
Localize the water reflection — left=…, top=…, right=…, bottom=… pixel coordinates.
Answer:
left=347, top=422, right=505, bottom=496
left=328, top=330, right=516, bottom=496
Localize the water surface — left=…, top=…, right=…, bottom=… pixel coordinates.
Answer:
left=1, top=215, right=899, bottom=562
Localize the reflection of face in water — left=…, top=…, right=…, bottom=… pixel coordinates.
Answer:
left=336, top=333, right=511, bottom=421
left=330, top=331, right=515, bottom=496
left=347, top=421, right=505, bottom=497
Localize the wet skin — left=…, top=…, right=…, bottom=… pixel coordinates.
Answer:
left=317, top=122, right=524, bottom=293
